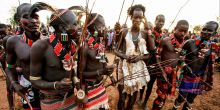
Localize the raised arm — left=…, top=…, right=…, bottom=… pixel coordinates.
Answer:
left=114, top=29, right=128, bottom=59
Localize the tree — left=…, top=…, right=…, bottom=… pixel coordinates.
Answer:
left=193, top=25, right=202, bottom=34
left=7, top=6, right=17, bottom=29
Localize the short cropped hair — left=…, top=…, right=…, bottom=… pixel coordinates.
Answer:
left=128, top=4, right=145, bottom=17
left=175, top=20, right=189, bottom=29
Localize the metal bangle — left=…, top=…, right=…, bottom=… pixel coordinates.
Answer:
left=54, top=81, right=58, bottom=90
left=30, top=76, right=42, bottom=80
left=73, top=76, right=80, bottom=84
left=97, top=70, right=100, bottom=76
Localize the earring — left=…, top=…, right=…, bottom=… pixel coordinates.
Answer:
left=93, top=31, right=98, bottom=37
left=61, top=32, right=68, bottom=41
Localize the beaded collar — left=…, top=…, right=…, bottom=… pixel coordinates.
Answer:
left=49, top=34, right=76, bottom=61
left=22, top=33, right=33, bottom=46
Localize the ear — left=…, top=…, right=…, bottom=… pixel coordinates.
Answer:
left=58, top=24, right=66, bottom=32
left=13, top=13, right=20, bottom=25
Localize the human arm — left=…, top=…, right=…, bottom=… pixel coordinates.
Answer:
left=5, top=37, right=26, bottom=97
left=79, top=46, right=114, bottom=79
left=3, top=36, right=10, bottom=51
left=203, top=51, right=214, bottom=91
left=30, top=40, right=72, bottom=91
left=113, top=28, right=128, bottom=59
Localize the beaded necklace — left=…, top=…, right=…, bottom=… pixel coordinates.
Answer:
left=22, top=33, right=33, bottom=46
left=195, top=36, right=210, bottom=49
left=170, top=35, right=183, bottom=53
left=86, top=35, right=106, bottom=62
left=49, top=34, right=76, bottom=61
left=152, top=28, right=162, bottom=47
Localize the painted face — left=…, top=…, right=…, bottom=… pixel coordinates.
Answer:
left=174, top=24, right=189, bottom=40
left=155, top=16, right=165, bottom=29
left=201, top=23, right=217, bottom=41
left=90, top=15, right=106, bottom=37
left=20, top=6, right=40, bottom=33
left=62, top=11, right=78, bottom=40
left=131, top=10, right=144, bottom=28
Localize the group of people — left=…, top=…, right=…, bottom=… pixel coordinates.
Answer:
left=0, top=2, right=219, bottom=110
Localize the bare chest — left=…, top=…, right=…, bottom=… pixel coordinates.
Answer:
left=15, top=41, right=31, bottom=63
left=86, top=47, right=105, bottom=71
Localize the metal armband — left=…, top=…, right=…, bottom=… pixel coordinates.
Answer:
left=30, top=75, right=42, bottom=80
left=73, top=76, right=80, bottom=84
left=6, top=63, right=16, bottom=69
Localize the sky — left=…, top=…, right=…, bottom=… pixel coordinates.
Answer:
left=0, top=0, right=219, bottom=31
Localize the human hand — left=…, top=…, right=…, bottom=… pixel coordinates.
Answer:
left=103, top=65, right=114, bottom=76
left=13, top=83, right=26, bottom=98
left=127, top=55, right=135, bottom=62
left=109, top=75, right=116, bottom=86
left=142, top=16, right=149, bottom=30
left=75, top=82, right=81, bottom=90
left=129, top=55, right=142, bottom=63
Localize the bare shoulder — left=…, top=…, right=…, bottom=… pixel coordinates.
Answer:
left=183, top=39, right=195, bottom=47
left=31, top=39, right=49, bottom=52
left=116, top=28, right=128, bottom=43
left=161, top=37, right=171, bottom=45
left=6, top=35, right=23, bottom=49
left=3, top=35, right=11, bottom=43
left=184, top=39, right=194, bottom=44
left=121, top=28, right=129, bottom=35
left=3, top=35, right=11, bottom=48
left=7, top=35, right=21, bottom=44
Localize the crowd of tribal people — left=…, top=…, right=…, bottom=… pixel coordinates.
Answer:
left=0, top=2, right=219, bottom=110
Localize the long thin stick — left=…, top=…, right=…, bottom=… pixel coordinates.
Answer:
left=168, top=0, right=190, bottom=30
left=118, top=0, right=126, bottom=23
left=124, top=0, right=135, bottom=25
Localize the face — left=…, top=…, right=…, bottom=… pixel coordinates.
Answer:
left=201, top=23, right=217, bottom=41
left=0, top=27, right=7, bottom=39
left=62, top=11, right=78, bottom=40
left=90, top=15, right=106, bottom=37
left=174, top=24, right=189, bottom=40
left=20, top=6, right=40, bottom=33
left=162, top=29, right=168, bottom=36
left=155, top=16, right=165, bottom=29
left=131, top=9, right=144, bottom=28
left=0, top=27, right=7, bottom=45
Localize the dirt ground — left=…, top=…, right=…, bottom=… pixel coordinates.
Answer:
left=0, top=53, right=220, bottom=110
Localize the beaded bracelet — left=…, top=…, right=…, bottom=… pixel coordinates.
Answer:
left=6, top=63, right=16, bottom=69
